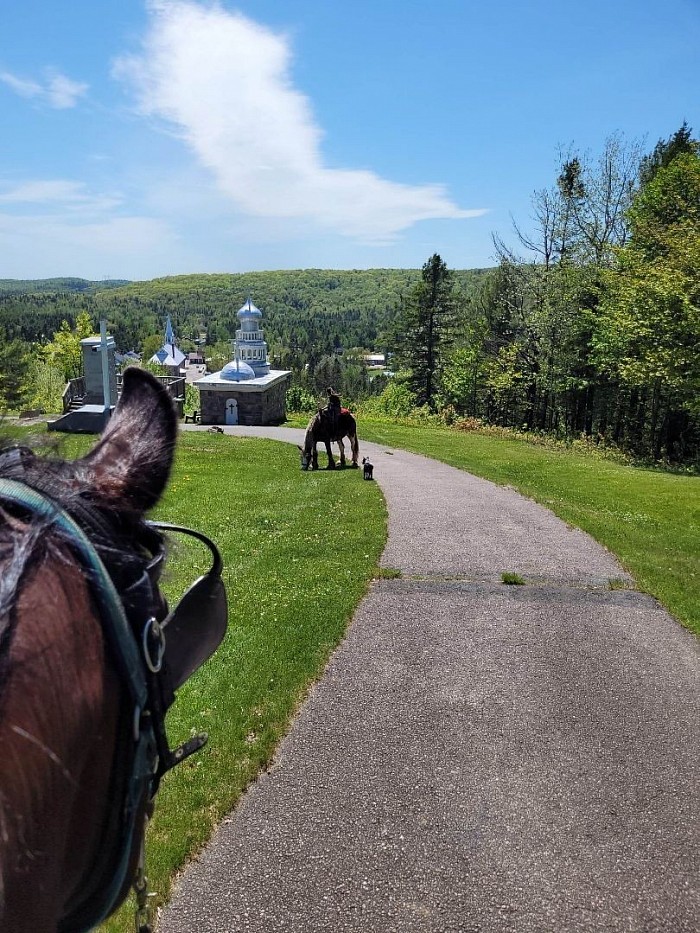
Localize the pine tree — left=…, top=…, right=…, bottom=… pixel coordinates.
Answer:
left=392, top=254, right=458, bottom=410
left=0, top=335, right=32, bottom=411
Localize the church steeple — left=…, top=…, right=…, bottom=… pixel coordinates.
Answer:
left=149, top=314, right=185, bottom=371
left=165, top=314, right=176, bottom=347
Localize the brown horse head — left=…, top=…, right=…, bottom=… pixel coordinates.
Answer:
left=0, top=368, right=226, bottom=932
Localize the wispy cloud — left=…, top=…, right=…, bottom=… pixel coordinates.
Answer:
left=0, top=72, right=43, bottom=99
left=0, top=68, right=88, bottom=109
left=114, top=1, right=486, bottom=241
left=0, top=179, right=121, bottom=213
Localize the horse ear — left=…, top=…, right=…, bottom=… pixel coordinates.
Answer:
left=78, top=368, right=177, bottom=514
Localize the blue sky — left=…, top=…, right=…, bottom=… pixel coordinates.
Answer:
left=0, top=0, right=697, bottom=280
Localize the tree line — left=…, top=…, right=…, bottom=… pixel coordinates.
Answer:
left=0, top=267, right=488, bottom=413
left=390, top=125, right=699, bottom=463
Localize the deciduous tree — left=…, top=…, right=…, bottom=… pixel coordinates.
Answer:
left=594, top=147, right=700, bottom=456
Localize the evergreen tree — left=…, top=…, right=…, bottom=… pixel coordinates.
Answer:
left=0, top=334, right=32, bottom=411
left=392, top=254, right=458, bottom=410
left=639, top=122, right=697, bottom=187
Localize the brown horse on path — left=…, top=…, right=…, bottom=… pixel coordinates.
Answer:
left=298, top=408, right=360, bottom=471
left=0, top=368, right=227, bottom=933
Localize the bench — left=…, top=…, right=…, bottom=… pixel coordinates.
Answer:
left=184, top=410, right=200, bottom=424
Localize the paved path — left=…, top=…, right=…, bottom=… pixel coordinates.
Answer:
left=161, top=428, right=699, bottom=932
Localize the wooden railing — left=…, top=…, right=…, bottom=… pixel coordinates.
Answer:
left=116, top=373, right=186, bottom=415
left=60, top=371, right=186, bottom=416
left=62, top=376, right=86, bottom=413
left=160, top=376, right=186, bottom=417
left=157, top=375, right=186, bottom=401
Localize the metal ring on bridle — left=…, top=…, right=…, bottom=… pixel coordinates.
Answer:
left=142, top=617, right=166, bottom=674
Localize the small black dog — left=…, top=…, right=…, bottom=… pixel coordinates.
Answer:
left=362, top=456, right=374, bottom=480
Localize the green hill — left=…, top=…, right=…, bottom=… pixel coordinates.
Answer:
left=0, top=268, right=493, bottom=357
left=0, top=277, right=131, bottom=296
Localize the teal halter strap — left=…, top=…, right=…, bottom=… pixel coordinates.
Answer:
left=0, top=477, right=157, bottom=933
left=0, top=478, right=147, bottom=709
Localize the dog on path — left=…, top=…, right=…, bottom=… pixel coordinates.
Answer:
left=362, top=457, right=374, bottom=480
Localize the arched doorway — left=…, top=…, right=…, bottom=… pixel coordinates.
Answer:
left=225, top=397, right=239, bottom=425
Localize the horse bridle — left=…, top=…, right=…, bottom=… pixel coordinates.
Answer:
left=0, top=467, right=228, bottom=933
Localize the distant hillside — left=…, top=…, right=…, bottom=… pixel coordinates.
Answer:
left=98, top=267, right=494, bottom=350
left=0, top=267, right=494, bottom=359
left=0, top=277, right=131, bottom=295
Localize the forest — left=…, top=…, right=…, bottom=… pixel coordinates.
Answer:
left=0, top=125, right=698, bottom=464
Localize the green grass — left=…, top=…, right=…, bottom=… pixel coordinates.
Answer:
left=501, top=571, right=526, bottom=585
left=356, top=419, right=700, bottom=635
left=375, top=566, right=402, bottom=579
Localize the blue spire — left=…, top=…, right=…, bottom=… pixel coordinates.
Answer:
left=165, top=315, right=176, bottom=346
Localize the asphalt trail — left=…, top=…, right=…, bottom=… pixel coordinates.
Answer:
left=160, top=427, right=699, bottom=932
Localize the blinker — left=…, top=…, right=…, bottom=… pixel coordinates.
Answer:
left=147, top=521, right=228, bottom=690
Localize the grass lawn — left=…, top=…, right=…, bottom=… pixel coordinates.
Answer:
left=354, top=419, right=700, bottom=636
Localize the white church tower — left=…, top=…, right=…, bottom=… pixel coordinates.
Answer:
left=234, top=298, right=270, bottom=377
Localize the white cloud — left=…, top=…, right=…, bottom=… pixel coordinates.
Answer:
left=0, top=71, right=43, bottom=99
left=0, top=68, right=87, bottom=109
left=0, top=180, right=120, bottom=212
left=45, top=71, right=89, bottom=109
left=114, top=1, right=486, bottom=241
left=0, top=178, right=171, bottom=279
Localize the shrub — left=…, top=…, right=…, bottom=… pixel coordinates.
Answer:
left=358, top=380, right=417, bottom=418
left=286, top=384, right=317, bottom=412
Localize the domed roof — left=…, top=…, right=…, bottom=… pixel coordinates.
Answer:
left=220, top=359, right=256, bottom=381
left=237, top=298, right=262, bottom=319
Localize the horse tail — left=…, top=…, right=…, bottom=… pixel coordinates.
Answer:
left=345, top=413, right=359, bottom=463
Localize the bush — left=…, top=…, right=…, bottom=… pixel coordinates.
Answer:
left=286, top=384, right=317, bottom=412
left=184, top=383, right=199, bottom=414
left=357, top=380, right=417, bottom=418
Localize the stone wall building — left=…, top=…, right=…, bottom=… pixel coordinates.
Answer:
left=195, top=298, right=291, bottom=425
